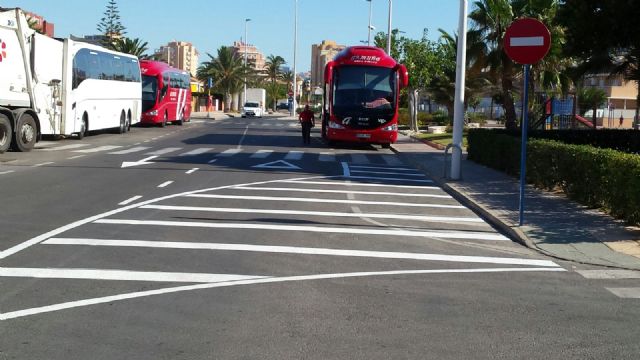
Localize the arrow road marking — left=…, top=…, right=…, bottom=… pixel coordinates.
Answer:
left=121, top=156, right=158, bottom=168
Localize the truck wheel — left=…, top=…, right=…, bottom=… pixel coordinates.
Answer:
left=0, top=114, right=12, bottom=153
left=11, top=113, right=37, bottom=152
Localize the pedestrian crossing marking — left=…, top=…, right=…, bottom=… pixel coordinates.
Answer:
left=73, top=145, right=122, bottom=153
left=319, top=152, right=336, bottom=162
left=217, top=149, right=242, bottom=157
left=284, top=151, right=304, bottom=160
left=250, top=150, right=273, bottom=158
left=108, top=146, right=151, bottom=155
left=252, top=160, right=301, bottom=170
left=179, top=148, right=213, bottom=156
left=145, top=147, right=182, bottom=155
left=41, top=143, right=90, bottom=151
left=350, top=154, right=370, bottom=164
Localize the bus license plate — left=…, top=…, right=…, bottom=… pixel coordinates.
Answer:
left=356, top=133, right=371, bottom=139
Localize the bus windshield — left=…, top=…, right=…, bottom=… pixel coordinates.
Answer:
left=141, top=75, right=158, bottom=112
left=333, top=65, right=395, bottom=122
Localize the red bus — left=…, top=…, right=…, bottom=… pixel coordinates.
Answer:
left=322, top=46, right=408, bottom=148
left=140, top=60, right=191, bottom=127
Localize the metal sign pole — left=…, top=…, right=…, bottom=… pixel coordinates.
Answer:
left=518, top=64, right=530, bottom=226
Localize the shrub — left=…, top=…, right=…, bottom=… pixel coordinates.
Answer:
left=468, top=129, right=640, bottom=225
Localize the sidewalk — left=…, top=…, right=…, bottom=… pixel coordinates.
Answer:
left=391, top=132, right=640, bottom=270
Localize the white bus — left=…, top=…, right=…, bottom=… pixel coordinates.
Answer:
left=0, top=8, right=141, bottom=152
left=66, top=43, right=142, bottom=139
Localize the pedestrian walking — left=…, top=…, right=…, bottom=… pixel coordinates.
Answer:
left=619, top=115, right=624, bottom=128
left=298, top=105, right=315, bottom=144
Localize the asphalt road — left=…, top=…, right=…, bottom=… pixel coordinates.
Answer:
left=0, top=114, right=639, bottom=359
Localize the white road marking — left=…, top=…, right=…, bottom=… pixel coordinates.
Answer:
left=350, top=154, right=370, bottom=164
left=0, top=170, right=15, bottom=175
left=180, top=148, right=212, bottom=156
left=281, top=179, right=440, bottom=190
left=250, top=150, right=273, bottom=158
left=108, top=146, right=151, bottom=155
left=606, top=288, right=640, bottom=298
left=237, top=125, right=249, bottom=149
left=121, top=155, right=158, bottom=169
left=207, top=159, right=217, bottom=164
left=341, top=162, right=351, bottom=177
left=344, top=175, right=433, bottom=183
left=380, top=155, right=403, bottom=166
left=511, top=36, right=544, bottom=47
left=45, top=238, right=558, bottom=267
left=284, top=151, right=304, bottom=160
left=41, top=143, right=90, bottom=151
left=0, top=267, right=565, bottom=321
left=186, top=168, right=199, bottom=174
left=118, top=196, right=143, bottom=206
left=145, top=147, right=182, bottom=155
left=350, top=165, right=414, bottom=171
left=94, top=218, right=509, bottom=240
left=577, top=270, right=640, bottom=279
left=217, top=149, right=242, bottom=157
left=32, top=162, right=54, bottom=167
left=350, top=169, right=426, bottom=177
left=157, top=181, right=173, bottom=188
left=68, top=155, right=86, bottom=160
left=319, top=152, right=335, bottom=162
left=0, top=267, right=266, bottom=283
left=232, top=186, right=452, bottom=199
left=140, top=205, right=483, bottom=223
left=73, top=145, right=122, bottom=153
left=252, top=160, right=300, bottom=170
left=187, top=193, right=462, bottom=209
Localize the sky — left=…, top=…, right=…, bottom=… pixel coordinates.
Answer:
left=4, top=0, right=464, bottom=72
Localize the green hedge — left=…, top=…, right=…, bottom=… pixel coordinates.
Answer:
left=468, top=129, right=640, bottom=225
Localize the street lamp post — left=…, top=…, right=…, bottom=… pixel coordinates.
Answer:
left=366, top=0, right=373, bottom=46
left=243, top=18, right=251, bottom=108
left=450, top=0, right=468, bottom=180
left=291, top=0, right=298, bottom=116
left=386, top=0, right=392, bottom=54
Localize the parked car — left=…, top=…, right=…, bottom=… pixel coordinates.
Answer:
left=242, top=102, right=263, bottom=118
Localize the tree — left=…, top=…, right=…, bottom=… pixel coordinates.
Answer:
left=373, top=29, right=402, bottom=60
left=264, top=55, right=286, bottom=110
left=577, top=86, right=607, bottom=129
left=197, top=47, right=246, bottom=111
left=469, top=0, right=518, bottom=129
left=97, top=0, right=126, bottom=46
left=110, top=37, right=148, bottom=58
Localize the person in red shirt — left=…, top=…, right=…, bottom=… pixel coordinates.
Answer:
left=298, top=105, right=315, bottom=144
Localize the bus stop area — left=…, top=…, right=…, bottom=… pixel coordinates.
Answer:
left=391, top=132, right=640, bottom=270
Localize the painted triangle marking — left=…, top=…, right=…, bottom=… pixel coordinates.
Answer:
left=252, top=160, right=301, bottom=170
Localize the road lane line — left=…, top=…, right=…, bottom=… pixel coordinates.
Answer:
left=284, top=151, right=304, bottom=160
left=145, top=147, right=182, bottom=155
left=350, top=165, right=414, bottom=171
left=341, top=162, right=350, bottom=177
left=108, top=146, right=151, bottom=155
left=349, top=170, right=426, bottom=177
left=606, top=288, right=640, bottom=298
left=0, top=267, right=565, bottom=321
left=33, top=162, right=55, bottom=167
left=94, top=219, right=509, bottom=241
left=207, top=159, right=217, bottom=164
left=185, top=194, right=464, bottom=209
left=140, top=205, right=483, bottom=223
left=45, top=238, right=557, bottom=266
left=157, top=181, right=173, bottom=188
left=237, top=125, right=249, bottom=149
left=186, top=168, right=199, bottom=174
left=118, top=196, right=143, bottom=206
left=232, top=186, right=452, bottom=199
left=344, top=175, right=433, bottom=183
left=41, top=143, right=90, bottom=151
left=280, top=180, right=441, bottom=190
left=0, top=267, right=266, bottom=283
left=73, top=145, right=122, bottom=153
left=0, top=170, right=15, bottom=175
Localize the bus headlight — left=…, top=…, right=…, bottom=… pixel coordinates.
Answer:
left=382, top=124, right=397, bottom=131
left=146, top=110, right=158, bottom=116
left=329, top=121, right=345, bottom=129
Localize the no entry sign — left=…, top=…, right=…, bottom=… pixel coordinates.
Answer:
left=504, top=18, right=551, bottom=65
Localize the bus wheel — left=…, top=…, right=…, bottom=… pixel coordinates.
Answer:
left=160, top=113, right=168, bottom=128
left=175, top=111, right=184, bottom=126
left=77, top=116, right=87, bottom=140
left=126, top=112, right=132, bottom=132
left=381, top=143, right=391, bottom=149
left=11, top=113, right=37, bottom=152
left=0, top=114, right=12, bottom=153
left=117, top=112, right=126, bottom=134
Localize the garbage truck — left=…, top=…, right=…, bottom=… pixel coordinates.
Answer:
left=0, top=7, right=141, bottom=153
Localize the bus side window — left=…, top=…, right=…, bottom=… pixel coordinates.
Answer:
left=160, top=73, right=169, bottom=100
left=72, top=50, right=89, bottom=89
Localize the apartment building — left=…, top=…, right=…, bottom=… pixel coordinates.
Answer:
left=154, top=41, right=200, bottom=77
left=310, top=40, right=346, bottom=87
left=231, top=41, right=266, bottom=72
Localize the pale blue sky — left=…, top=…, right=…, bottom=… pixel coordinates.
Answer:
left=6, top=0, right=465, bottom=71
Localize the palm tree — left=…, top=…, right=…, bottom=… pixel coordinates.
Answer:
left=469, top=0, right=518, bottom=129
left=264, top=55, right=286, bottom=110
left=197, top=46, right=246, bottom=111
left=577, top=86, right=607, bottom=129
left=110, top=37, right=149, bottom=58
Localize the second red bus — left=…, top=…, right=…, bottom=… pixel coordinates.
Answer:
left=140, top=60, right=191, bottom=127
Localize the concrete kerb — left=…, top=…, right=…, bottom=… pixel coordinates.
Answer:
left=390, top=142, right=640, bottom=271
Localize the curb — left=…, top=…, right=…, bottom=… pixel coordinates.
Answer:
left=391, top=144, right=640, bottom=270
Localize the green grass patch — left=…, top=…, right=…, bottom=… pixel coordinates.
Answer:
left=415, top=132, right=468, bottom=148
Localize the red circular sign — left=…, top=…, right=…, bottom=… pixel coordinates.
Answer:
left=504, top=18, right=551, bottom=65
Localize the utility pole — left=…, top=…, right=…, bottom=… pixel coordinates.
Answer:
left=244, top=18, right=251, bottom=108
left=450, top=0, right=468, bottom=180
left=291, top=0, right=298, bottom=116
left=386, top=0, right=392, bottom=54
left=367, top=0, right=373, bottom=46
